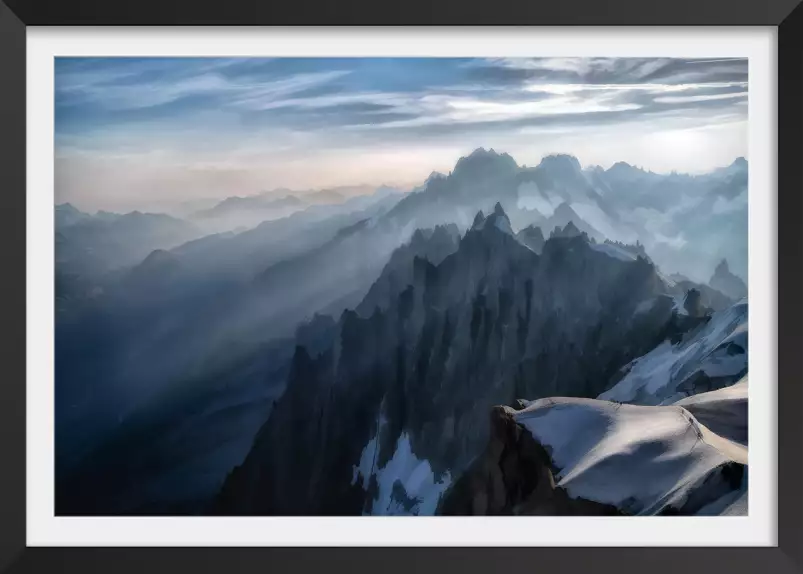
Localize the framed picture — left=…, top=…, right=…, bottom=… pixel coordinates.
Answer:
left=1, top=1, right=801, bottom=573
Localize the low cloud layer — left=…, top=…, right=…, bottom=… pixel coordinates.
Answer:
left=55, top=57, right=748, bottom=212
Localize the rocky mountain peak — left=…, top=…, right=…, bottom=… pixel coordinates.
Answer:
left=710, top=258, right=747, bottom=300
left=469, top=203, right=513, bottom=236
left=452, top=148, right=519, bottom=180
left=516, top=225, right=545, bottom=254
left=480, top=203, right=514, bottom=236
left=56, top=202, right=81, bottom=213
left=537, top=153, right=583, bottom=175
left=606, top=161, right=646, bottom=177
left=553, top=201, right=576, bottom=219
left=731, top=157, right=747, bottom=169
left=550, top=220, right=583, bottom=239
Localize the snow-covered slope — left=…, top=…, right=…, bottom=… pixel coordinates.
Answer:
left=599, top=299, right=747, bottom=405
left=352, top=429, right=452, bottom=516
left=674, top=377, right=748, bottom=446
left=513, top=396, right=747, bottom=515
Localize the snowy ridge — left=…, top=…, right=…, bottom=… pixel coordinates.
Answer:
left=352, top=428, right=451, bottom=516
left=674, top=377, right=748, bottom=446
left=512, top=395, right=747, bottom=515
left=599, top=299, right=747, bottom=405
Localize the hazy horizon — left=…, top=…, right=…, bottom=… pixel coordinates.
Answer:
left=56, top=149, right=749, bottom=216
left=55, top=57, right=748, bottom=213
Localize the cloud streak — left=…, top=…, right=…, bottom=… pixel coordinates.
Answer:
left=56, top=57, right=747, bottom=136
left=54, top=57, right=749, bottom=212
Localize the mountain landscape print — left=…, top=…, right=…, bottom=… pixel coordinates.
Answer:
left=55, top=57, right=749, bottom=517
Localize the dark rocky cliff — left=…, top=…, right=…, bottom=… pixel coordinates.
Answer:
left=216, top=206, right=700, bottom=515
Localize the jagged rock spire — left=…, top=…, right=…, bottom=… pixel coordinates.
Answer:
left=484, top=202, right=513, bottom=236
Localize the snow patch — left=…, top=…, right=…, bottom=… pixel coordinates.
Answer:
left=672, top=293, right=689, bottom=316
left=599, top=300, right=747, bottom=405
left=672, top=378, right=748, bottom=446
left=353, top=431, right=451, bottom=516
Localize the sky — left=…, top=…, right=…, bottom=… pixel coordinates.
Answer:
left=55, top=57, right=748, bottom=213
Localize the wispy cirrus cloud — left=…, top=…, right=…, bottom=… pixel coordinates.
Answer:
left=55, top=57, right=749, bottom=211
left=653, top=92, right=748, bottom=104
left=56, top=57, right=748, bottom=138
left=57, top=58, right=351, bottom=111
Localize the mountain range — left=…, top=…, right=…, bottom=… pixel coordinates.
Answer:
left=54, top=148, right=749, bottom=517
left=188, top=185, right=404, bottom=233
left=215, top=203, right=743, bottom=515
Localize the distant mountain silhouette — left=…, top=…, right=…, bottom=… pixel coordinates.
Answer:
left=709, top=259, right=747, bottom=300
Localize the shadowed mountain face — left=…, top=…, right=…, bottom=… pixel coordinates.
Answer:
left=215, top=205, right=705, bottom=515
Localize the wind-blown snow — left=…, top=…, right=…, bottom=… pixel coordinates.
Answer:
left=352, top=431, right=451, bottom=516
left=599, top=300, right=747, bottom=405
left=514, top=396, right=747, bottom=515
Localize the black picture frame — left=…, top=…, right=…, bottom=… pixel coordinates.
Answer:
left=0, top=1, right=800, bottom=572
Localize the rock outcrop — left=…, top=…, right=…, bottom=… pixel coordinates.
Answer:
left=437, top=406, right=622, bottom=515
left=440, top=381, right=748, bottom=516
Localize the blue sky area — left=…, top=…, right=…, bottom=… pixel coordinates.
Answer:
left=55, top=57, right=748, bottom=212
